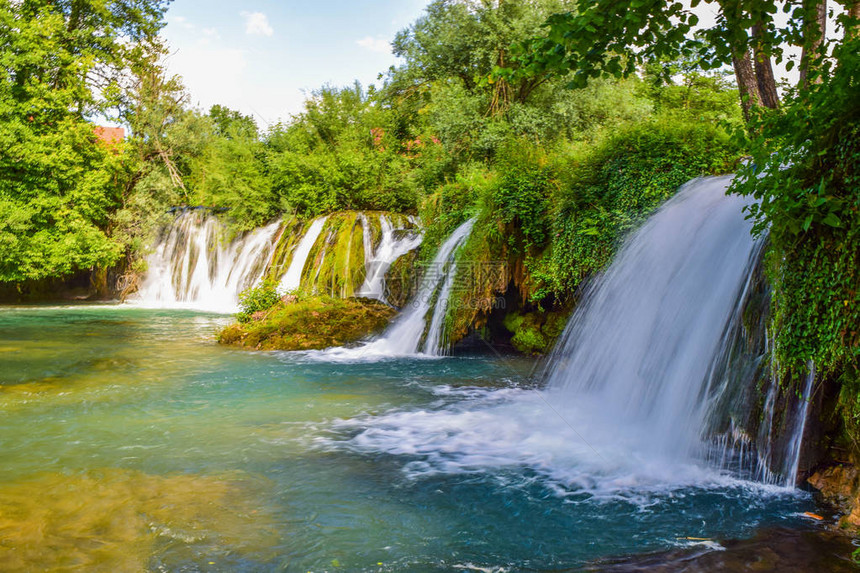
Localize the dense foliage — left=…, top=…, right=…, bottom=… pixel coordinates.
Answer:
left=1, top=0, right=746, bottom=297
left=538, top=117, right=738, bottom=298
left=733, top=37, right=860, bottom=383
left=0, top=0, right=169, bottom=281
left=439, top=117, right=739, bottom=351
left=518, top=0, right=859, bottom=457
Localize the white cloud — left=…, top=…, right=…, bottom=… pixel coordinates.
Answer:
left=242, top=11, right=274, bottom=37
left=165, top=44, right=248, bottom=109
left=167, top=14, right=194, bottom=30
left=356, top=36, right=390, bottom=54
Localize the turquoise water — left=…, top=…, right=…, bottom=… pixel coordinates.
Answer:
left=0, top=306, right=830, bottom=571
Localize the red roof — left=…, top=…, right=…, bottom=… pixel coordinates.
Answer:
left=94, top=126, right=125, bottom=146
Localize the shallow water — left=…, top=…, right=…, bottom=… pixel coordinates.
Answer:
left=0, top=306, right=845, bottom=572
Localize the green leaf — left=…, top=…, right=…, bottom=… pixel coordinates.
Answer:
left=822, top=212, right=841, bottom=227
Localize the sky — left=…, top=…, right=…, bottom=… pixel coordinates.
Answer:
left=159, top=1, right=839, bottom=129
left=160, top=1, right=432, bottom=128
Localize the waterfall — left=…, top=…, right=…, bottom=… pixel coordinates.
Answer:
left=278, top=217, right=328, bottom=293
left=131, top=211, right=420, bottom=313
left=332, top=177, right=816, bottom=491
left=311, top=218, right=474, bottom=359
left=543, top=177, right=763, bottom=463
left=355, top=215, right=423, bottom=301
left=132, top=211, right=281, bottom=313
left=421, top=249, right=463, bottom=355
left=784, top=363, right=816, bottom=482
left=369, top=217, right=473, bottom=355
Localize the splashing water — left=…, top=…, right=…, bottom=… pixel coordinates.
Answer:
left=308, top=218, right=475, bottom=360
left=355, top=214, right=423, bottom=302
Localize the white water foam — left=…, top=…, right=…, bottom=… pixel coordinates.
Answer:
left=355, top=214, right=423, bottom=301
left=301, top=218, right=475, bottom=361
left=317, top=385, right=796, bottom=499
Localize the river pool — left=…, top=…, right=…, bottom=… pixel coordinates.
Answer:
left=0, top=305, right=851, bottom=572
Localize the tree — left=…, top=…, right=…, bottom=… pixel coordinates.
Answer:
left=0, top=0, right=169, bottom=282
left=391, top=0, right=575, bottom=114
left=518, top=0, right=860, bottom=122
left=732, top=36, right=859, bottom=376
left=209, top=104, right=258, bottom=140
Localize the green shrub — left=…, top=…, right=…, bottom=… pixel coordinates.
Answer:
left=491, top=142, right=552, bottom=253
left=534, top=115, right=740, bottom=300
left=236, top=280, right=281, bottom=323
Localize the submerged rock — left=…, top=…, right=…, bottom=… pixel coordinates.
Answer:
left=218, top=295, right=396, bottom=351
left=589, top=526, right=856, bottom=572
left=0, top=469, right=277, bottom=571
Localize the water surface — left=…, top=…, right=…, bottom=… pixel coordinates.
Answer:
left=0, top=306, right=841, bottom=571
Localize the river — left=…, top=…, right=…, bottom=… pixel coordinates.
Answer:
left=0, top=305, right=851, bottom=571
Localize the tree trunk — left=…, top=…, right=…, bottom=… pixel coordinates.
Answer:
left=800, top=0, right=827, bottom=87
left=732, top=50, right=763, bottom=123
left=488, top=49, right=512, bottom=116
left=848, top=1, right=860, bottom=40
left=752, top=23, right=780, bottom=108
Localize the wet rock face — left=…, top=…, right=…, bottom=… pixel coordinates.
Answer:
left=590, top=526, right=857, bottom=572
left=809, top=463, right=860, bottom=528
left=383, top=250, right=419, bottom=309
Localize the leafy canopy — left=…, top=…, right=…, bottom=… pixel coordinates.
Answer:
left=0, top=0, right=169, bottom=282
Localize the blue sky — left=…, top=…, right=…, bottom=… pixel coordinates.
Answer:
left=161, top=1, right=432, bottom=128
left=158, top=1, right=817, bottom=130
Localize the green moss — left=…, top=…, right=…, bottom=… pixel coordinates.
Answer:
left=218, top=295, right=396, bottom=351
left=501, top=310, right=569, bottom=355
left=364, top=212, right=384, bottom=253
left=264, top=215, right=302, bottom=282
left=301, top=212, right=367, bottom=298
left=511, top=328, right=548, bottom=355
left=384, top=249, right=419, bottom=308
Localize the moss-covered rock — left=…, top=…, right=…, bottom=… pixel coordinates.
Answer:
left=264, top=214, right=303, bottom=283
left=218, top=295, right=396, bottom=351
left=300, top=213, right=366, bottom=298
left=501, top=310, right=569, bottom=355
left=383, top=249, right=419, bottom=308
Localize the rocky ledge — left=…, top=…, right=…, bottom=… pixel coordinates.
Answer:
left=218, top=295, right=396, bottom=351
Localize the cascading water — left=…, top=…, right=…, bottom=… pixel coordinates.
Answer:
left=355, top=215, right=423, bottom=301
left=311, top=218, right=474, bottom=360
left=408, top=219, right=474, bottom=355
left=784, top=364, right=816, bottom=481
left=132, top=211, right=282, bottom=313
left=542, top=176, right=763, bottom=461
left=132, top=211, right=421, bottom=313
left=278, top=216, right=328, bottom=293
left=325, top=177, right=816, bottom=492
left=699, top=251, right=821, bottom=486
